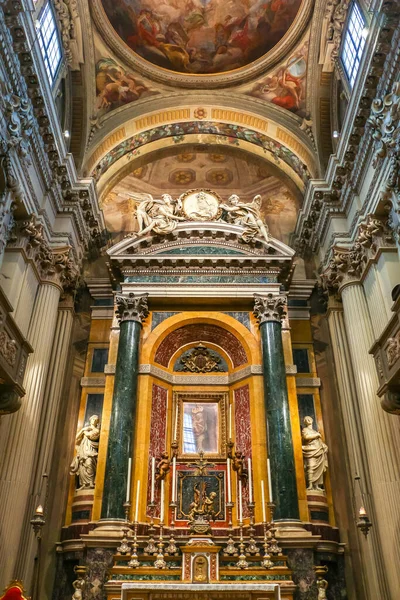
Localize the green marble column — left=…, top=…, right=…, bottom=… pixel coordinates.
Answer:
left=101, top=292, right=148, bottom=520
left=254, top=293, right=299, bottom=521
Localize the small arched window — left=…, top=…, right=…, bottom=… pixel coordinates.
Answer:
left=36, top=2, right=62, bottom=85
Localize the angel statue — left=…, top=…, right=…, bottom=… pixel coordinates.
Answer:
left=127, top=192, right=184, bottom=236
left=221, top=194, right=269, bottom=244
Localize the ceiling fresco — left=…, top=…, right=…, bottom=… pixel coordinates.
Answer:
left=99, top=0, right=303, bottom=75
left=243, top=34, right=309, bottom=116
left=95, top=57, right=158, bottom=115
left=101, top=149, right=300, bottom=244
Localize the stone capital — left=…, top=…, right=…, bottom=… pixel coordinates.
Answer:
left=116, top=293, right=149, bottom=324
left=321, top=215, right=396, bottom=296
left=253, top=293, right=287, bottom=325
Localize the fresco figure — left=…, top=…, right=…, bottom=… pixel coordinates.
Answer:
left=100, top=0, right=302, bottom=74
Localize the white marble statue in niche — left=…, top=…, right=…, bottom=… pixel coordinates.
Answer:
left=301, top=416, right=328, bottom=491
left=70, top=414, right=101, bottom=489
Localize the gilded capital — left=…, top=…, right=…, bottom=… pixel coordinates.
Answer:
left=253, top=293, right=287, bottom=325
left=116, top=292, right=149, bottom=324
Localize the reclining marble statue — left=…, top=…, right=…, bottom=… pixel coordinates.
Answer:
left=127, top=190, right=269, bottom=244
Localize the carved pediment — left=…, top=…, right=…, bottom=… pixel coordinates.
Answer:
left=108, top=222, right=295, bottom=263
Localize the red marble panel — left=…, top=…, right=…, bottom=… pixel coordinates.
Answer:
left=154, top=324, right=247, bottom=368
left=234, top=385, right=252, bottom=518
left=147, top=384, right=168, bottom=518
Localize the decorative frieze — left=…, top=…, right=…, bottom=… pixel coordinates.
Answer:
left=370, top=294, right=400, bottom=414
left=0, top=329, right=17, bottom=366
left=0, top=287, right=32, bottom=414
left=253, top=293, right=287, bottom=324
left=2, top=91, right=33, bottom=160
left=368, top=81, right=400, bottom=164
left=115, top=293, right=149, bottom=324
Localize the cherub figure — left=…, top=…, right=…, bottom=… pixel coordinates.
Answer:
left=231, top=450, right=248, bottom=482
left=156, top=451, right=170, bottom=481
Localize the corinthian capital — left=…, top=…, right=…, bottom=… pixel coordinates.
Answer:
left=253, top=293, right=287, bottom=325
left=116, top=293, right=149, bottom=324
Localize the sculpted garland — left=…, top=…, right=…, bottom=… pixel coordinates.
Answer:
left=127, top=189, right=270, bottom=245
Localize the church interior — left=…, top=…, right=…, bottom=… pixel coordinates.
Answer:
left=0, top=1, right=399, bottom=600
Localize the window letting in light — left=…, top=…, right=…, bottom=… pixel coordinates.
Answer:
left=36, top=2, right=62, bottom=84
left=341, top=2, right=367, bottom=88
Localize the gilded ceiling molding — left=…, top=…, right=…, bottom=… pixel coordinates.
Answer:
left=321, top=215, right=396, bottom=295
left=90, top=121, right=311, bottom=187
left=84, top=96, right=316, bottom=176
left=89, top=0, right=313, bottom=89
left=96, top=133, right=307, bottom=204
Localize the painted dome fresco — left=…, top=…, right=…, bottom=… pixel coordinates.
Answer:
left=100, top=0, right=303, bottom=75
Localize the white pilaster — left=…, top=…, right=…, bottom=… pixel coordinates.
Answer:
left=341, top=282, right=400, bottom=599
left=14, top=301, right=74, bottom=587
left=0, top=282, right=61, bottom=590
left=363, top=265, right=389, bottom=338
left=328, top=306, right=387, bottom=599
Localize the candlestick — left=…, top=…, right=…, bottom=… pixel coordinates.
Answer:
left=227, top=458, right=232, bottom=503
left=126, top=457, right=132, bottom=503
left=261, top=480, right=266, bottom=522
left=171, top=456, right=177, bottom=502
left=267, top=458, right=273, bottom=503
left=151, top=457, right=155, bottom=503
left=238, top=480, right=243, bottom=523
left=128, top=523, right=140, bottom=568
left=173, top=405, right=178, bottom=440
left=134, top=480, right=140, bottom=523
left=248, top=458, right=253, bottom=503
left=160, top=479, right=165, bottom=522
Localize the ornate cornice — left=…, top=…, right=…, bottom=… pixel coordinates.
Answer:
left=115, top=293, right=149, bottom=325
left=321, top=215, right=395, bottom=294
left=294, top=2, right=400, bottom=256
left=253, top=293, right=287, bottom=325
left=0, top=0, right=104, bottom=250
left=8, top=216, right=80, bottom=290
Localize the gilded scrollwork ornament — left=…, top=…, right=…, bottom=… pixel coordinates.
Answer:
left=253, top=293, right=287, bottom=324
left=179, top=344, right=224, bottom=373
left=116, top=292, right=149, bottom=324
